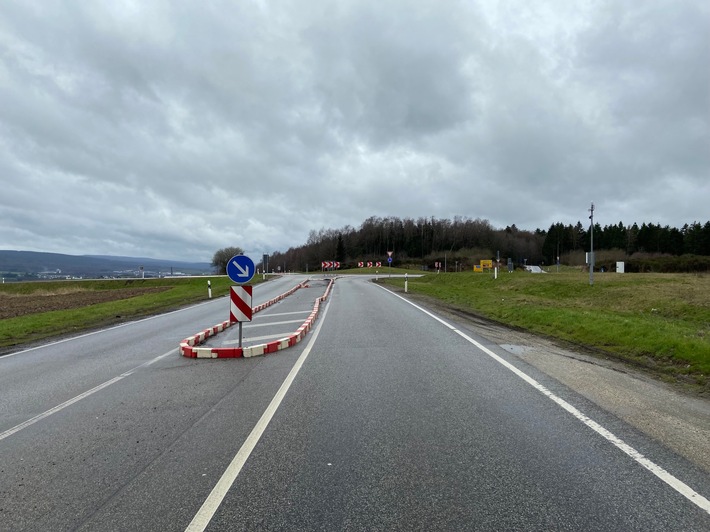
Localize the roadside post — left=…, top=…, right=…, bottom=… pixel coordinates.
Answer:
left=405, top=273, right=408, bottom=293
left=207, top=280, right=212, bottom=299
left=226, top=254, right=256, bottom=348
left=588, top=202, right=595, bottom=286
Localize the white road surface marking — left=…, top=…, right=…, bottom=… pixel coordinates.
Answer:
left=378, top=284, right=710, bottom=516
left=242, top=319, right=305, bottom=328
left=252, top=310, right=311, bottom=319
left=224, top=333, right=297, bottom=345
left=0, top=349, right=175, bottom=442
left=185, top=297, right=332, bottom=531
left=0, top=300, right=218, bottom=359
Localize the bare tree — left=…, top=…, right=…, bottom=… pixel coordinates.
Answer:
left=211, top=246, right=245, bottom=274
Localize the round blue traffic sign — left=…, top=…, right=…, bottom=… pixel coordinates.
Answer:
left=226, top=255, right=255, bottom=284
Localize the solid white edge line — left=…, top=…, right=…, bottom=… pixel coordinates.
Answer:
left=0, top=349, right=176, bottom=442
left=1, top=277, right=308, bottom=360
left=1, top=299, right=221, bottom=359
left=375, top=284, right=710, bottom=515
left=185, top=296, right=333, bottom=532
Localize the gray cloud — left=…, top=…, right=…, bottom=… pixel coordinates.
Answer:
left=1, top=0, right=707, bottom=261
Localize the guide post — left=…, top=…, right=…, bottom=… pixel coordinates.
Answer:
left=226, top=255, right=256, bottom=348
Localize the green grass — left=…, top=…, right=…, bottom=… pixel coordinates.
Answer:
left=0, top=276, right=251, bottom=348
left=4, top=270, right=709, bottom=388
left=382, top=270, right=710, bottom=385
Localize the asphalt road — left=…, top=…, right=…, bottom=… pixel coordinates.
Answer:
left=0, top=274, right=708, bottom=531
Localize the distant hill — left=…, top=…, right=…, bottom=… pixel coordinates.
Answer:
left=0, top=250, right=213, bottom=280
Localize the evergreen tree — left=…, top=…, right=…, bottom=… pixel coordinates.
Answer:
left=626, top=223, right=639, bottom=254
left=336, top=233, right=346, bottom=263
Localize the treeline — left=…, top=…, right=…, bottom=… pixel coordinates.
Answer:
left=542, top=221, right=710, bottom=263
left=267, top=217, right=710, bottom=272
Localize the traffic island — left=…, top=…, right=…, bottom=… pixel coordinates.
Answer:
left=179, top=278, right=334, bottom=358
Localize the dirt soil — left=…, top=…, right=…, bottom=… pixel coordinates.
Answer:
left=0, top=287, right=169, bottom=320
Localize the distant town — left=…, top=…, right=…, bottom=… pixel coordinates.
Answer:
left=32, top=268, right=196, bottom=281
left=0, top=250, right=213, bottom=282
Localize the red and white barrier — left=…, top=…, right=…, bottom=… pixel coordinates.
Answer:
left=179, top=279, right=333, bottom=359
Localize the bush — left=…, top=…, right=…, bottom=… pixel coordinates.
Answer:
left=625, top=254, right=710, bottom=273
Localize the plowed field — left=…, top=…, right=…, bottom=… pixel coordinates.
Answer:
left=0, top=287, right=168, bottom=320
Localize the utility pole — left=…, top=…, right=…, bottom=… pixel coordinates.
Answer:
left=589, top=202, right=595, bottom=286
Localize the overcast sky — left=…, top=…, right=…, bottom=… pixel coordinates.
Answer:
left=1, top=1, right=708, bottom=262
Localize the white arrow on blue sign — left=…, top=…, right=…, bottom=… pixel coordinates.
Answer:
left=226, top=255, right=255, bottom=284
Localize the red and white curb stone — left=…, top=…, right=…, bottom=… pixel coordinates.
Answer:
left=179, top=279, right=334, bottom=359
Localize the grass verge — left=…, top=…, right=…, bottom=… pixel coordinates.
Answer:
left=0, top=276, right=248, bottom=349
left=381, top=269, right=710, bottom=388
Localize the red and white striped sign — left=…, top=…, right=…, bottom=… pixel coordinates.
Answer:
left=321, top=261, right=340, bottom=269
left=230, top=285, right=253, bottom=323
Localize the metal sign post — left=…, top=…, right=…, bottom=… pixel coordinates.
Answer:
left=589, top=202, right=595, bottom=286
left=230, top=285, right=253, bottom=348
left=227, top=256, right=255, bottom=349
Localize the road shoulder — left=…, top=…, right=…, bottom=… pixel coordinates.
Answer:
left=403, top=291, right=710, bottom=475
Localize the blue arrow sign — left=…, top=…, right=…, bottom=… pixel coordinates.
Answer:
left=226, top=255, right=255, bottom=284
